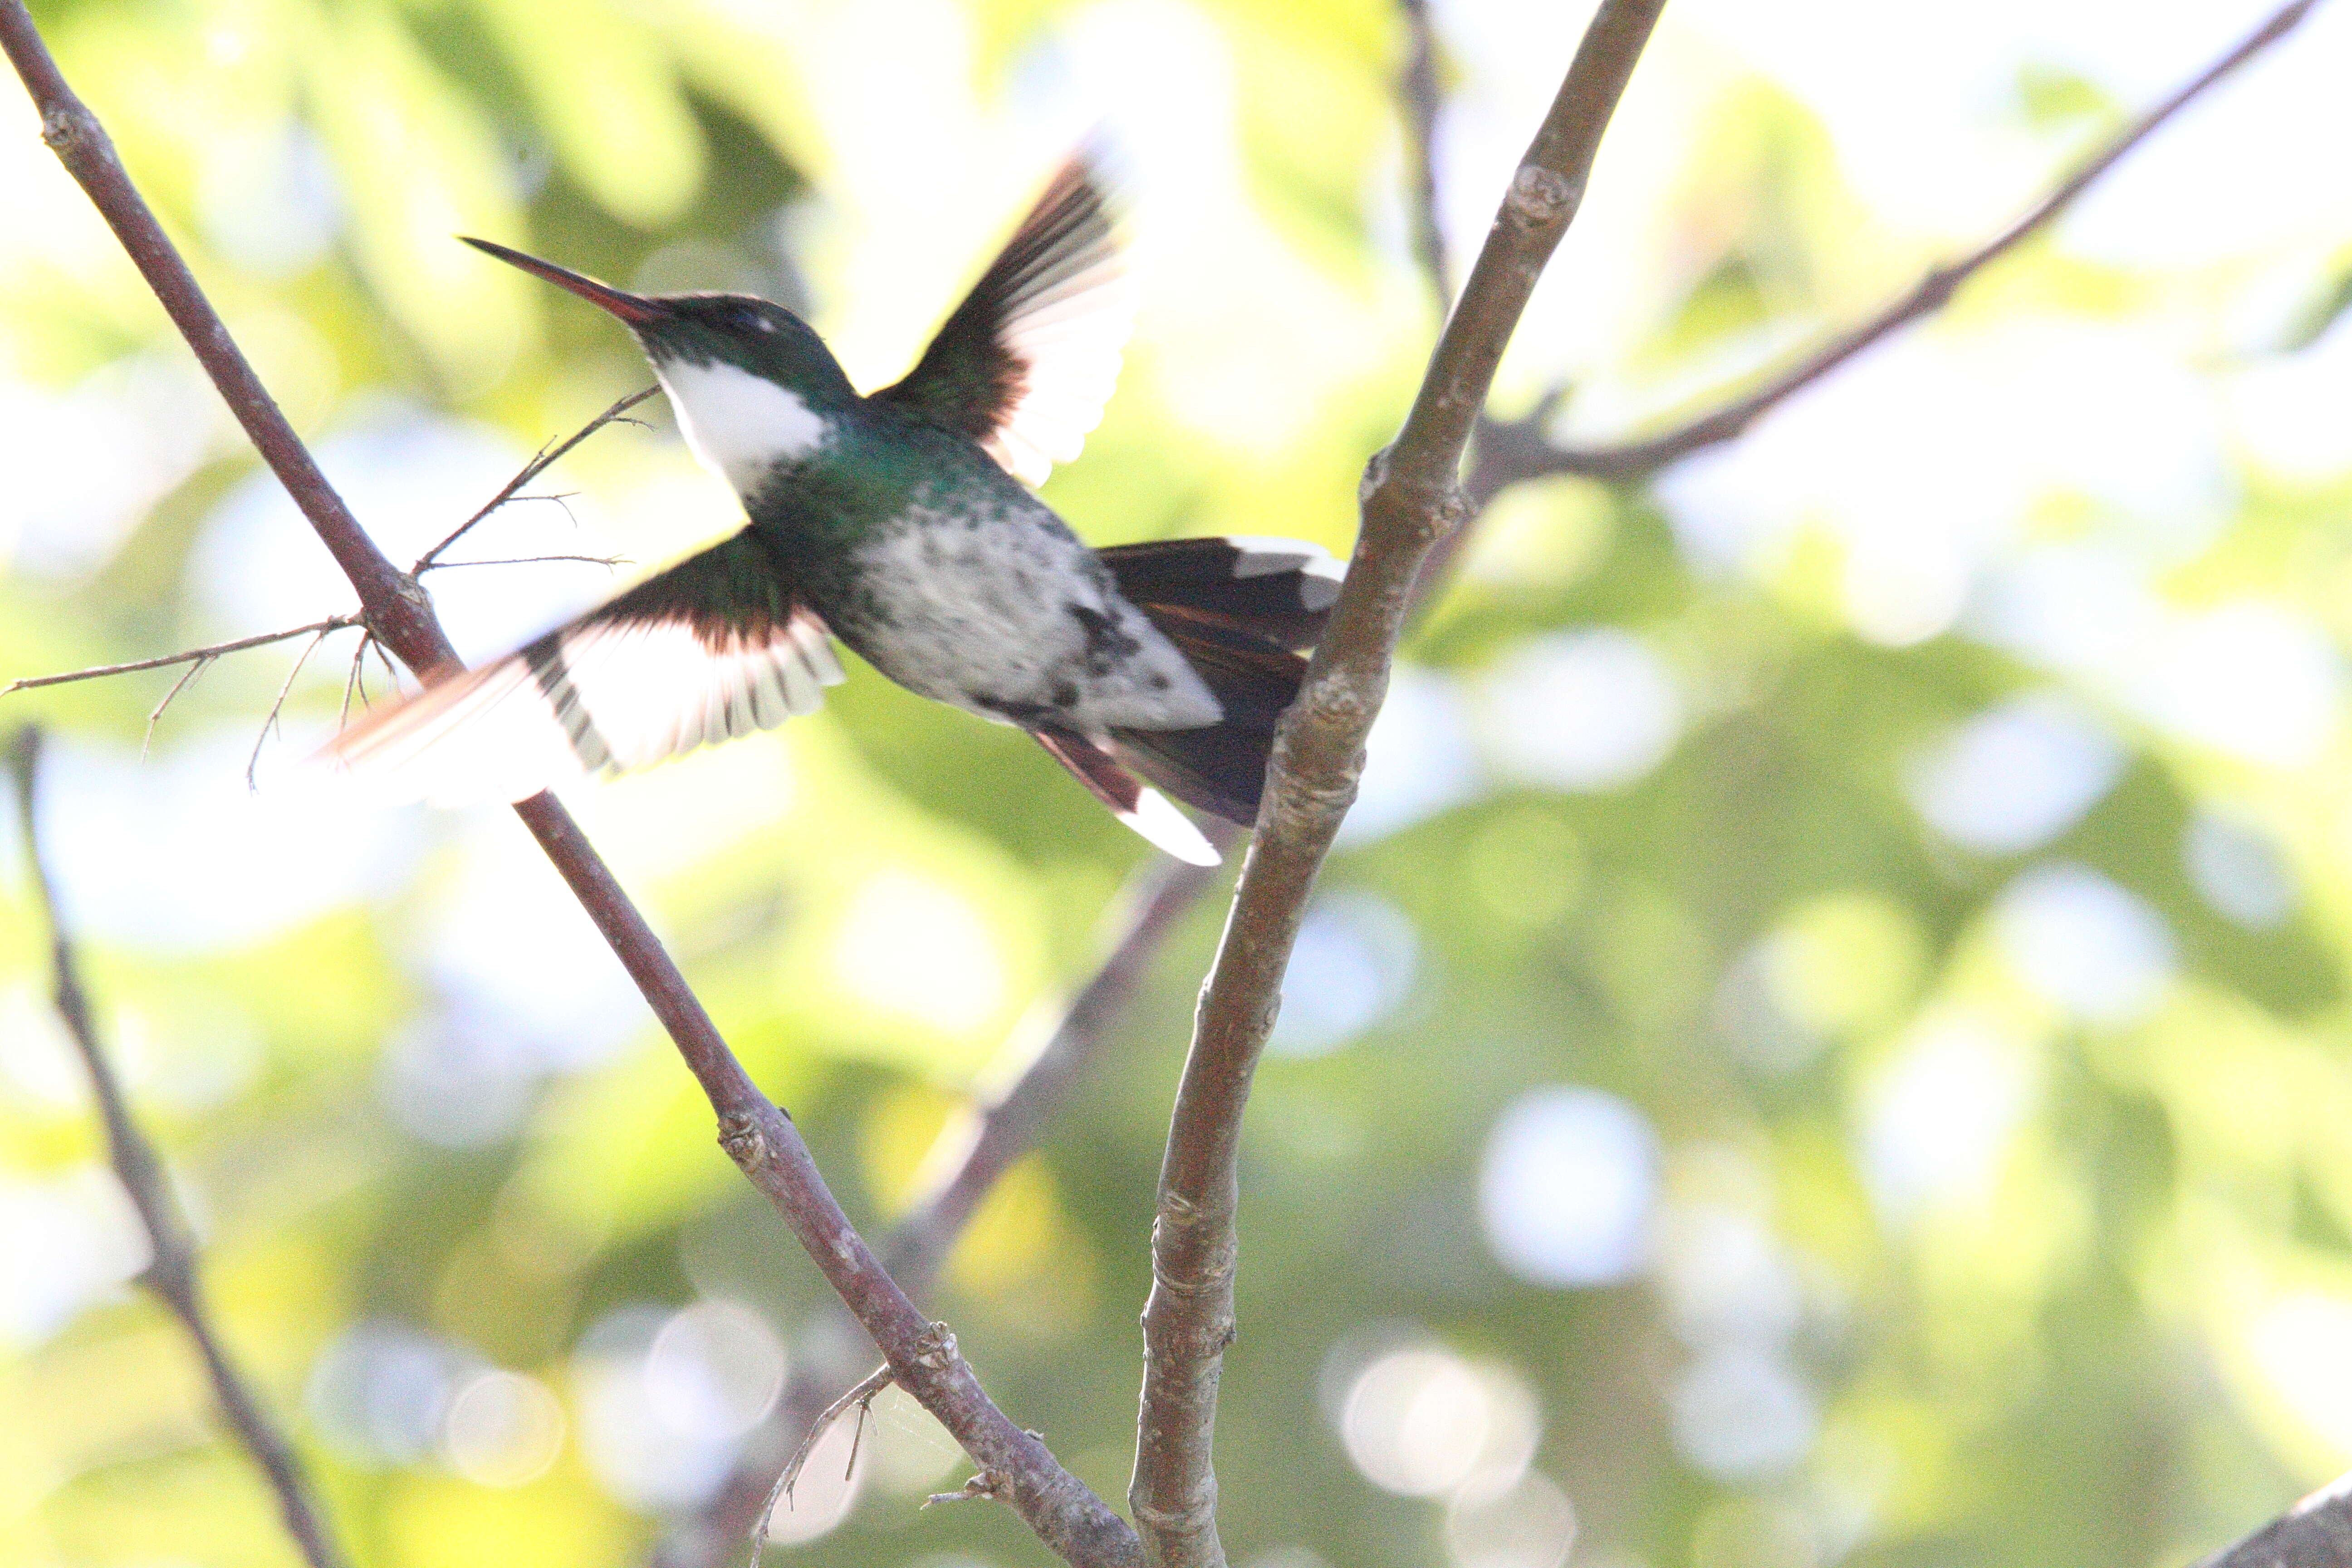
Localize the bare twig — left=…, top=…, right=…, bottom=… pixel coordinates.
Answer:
left=426, top=552, right=627, bottom=571
left=8, top=726, right=352, bottom=1568
left=926, top=1470, right=1009, bottom=1509
left=1127, top=5, right=1668, bottom=1563
left=1472, top=0, right=2325, bottom=493
left=246, top=627, right=329, bottom=789
left=2196, top=1471, right=2352, bottom=1566
left=5, top=614, right=358, bottom=695
left=0, top=11, right=1137, bottom=1563
left=414, top=385, right=656, bottom=571
left=146, top=655, right=214, bottom=758
left=746, top=1364, right=893, bottom=1565
left=1397, top=0, right=1450, bottom=312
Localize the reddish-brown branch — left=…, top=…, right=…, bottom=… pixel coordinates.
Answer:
left=1470, top=0, right=2324, bottom=495
left=1126, top=4, right=1669, bottom=1564
left=0, top=7, right=1134, bottom=1561
left=9, top=727, right=351, bottom=1568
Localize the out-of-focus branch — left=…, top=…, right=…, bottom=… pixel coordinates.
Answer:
left=656, top=852, right=1221, bottom=1568
left=882, top=853, right=1223, bottom=1293
left=0, top=10, right=1136, bottom=1562
left=7, top=726, right=351, bottom=1568
left=1127, top=4, right=1669, bottom=1564
left=1468, top=0, right=2324, bottom=497
left=2197, top=1473, right=2352, bottom=1567
left=1397, top=0, right=1450, bottom=313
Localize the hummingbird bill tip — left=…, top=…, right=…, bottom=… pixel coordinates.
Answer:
left=461, top=236, right=666, bottom=326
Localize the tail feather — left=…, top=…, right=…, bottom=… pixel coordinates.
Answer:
left=1112, top=612, right=1309, bottom=827
left=1085, top=532, right=1343, bottom=837
left=1032, top=725, right=1221, bottom=865
left=1097, top=536, right=1343, bottom=651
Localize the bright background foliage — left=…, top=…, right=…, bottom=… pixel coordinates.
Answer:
left=6, top=0, right=2352, bottom=1565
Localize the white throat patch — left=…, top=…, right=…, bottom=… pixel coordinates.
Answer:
left=657, top=359, right=831, bottom=496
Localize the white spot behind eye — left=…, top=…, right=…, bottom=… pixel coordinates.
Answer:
left=656, top=359, right=830, bottom=495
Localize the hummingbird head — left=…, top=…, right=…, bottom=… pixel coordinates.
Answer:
left=464, top=237, right=856, bottom=499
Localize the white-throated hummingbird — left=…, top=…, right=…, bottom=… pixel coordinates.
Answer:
left=324, top=154, right=1342, bottom=865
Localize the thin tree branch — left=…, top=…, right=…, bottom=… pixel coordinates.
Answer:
left=246, top=627, right=330, bottom=789
left=1471, top=0, right=2324, bottom=494
left=146, top=653, right=214, bottom=758
left=8, top=725, right=352, bottom=1568
left=748, top=1363, right=893, bottom=1565
left=0, top=10, right=1136, bottom=1562
left=415, top=386, right=656, bottom=571
left=2197, top=1472, right=2352, bottom=1566
left=658, top=852, right=1221, bottom=1568
left=425, top=552, right=627, bottom=571
left=1397, top=0, right=1450, bottom=313
left=1127, top=4, right=1668, bottom=1563
left=4, top=615, right=358, bottom=694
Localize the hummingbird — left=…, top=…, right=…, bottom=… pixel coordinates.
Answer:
left=325, top=154, right=1343, bottom=865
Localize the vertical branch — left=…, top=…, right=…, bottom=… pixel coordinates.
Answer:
left=1126, top=4, right=1670, bottom=1564
left=8, top=727, right=352, bottom=1568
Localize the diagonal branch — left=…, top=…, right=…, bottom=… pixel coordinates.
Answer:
left=0, top=9, right=1137, bottom=1563
left=1470, top=0, right=2324, bottom=495
left=882, top=852, right=1224, bottom=1294
left=8, top=726, right=352, bottom=1568
left=1127, top=3, right=1669, bottom=1564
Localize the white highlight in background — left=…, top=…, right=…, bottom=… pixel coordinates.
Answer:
left=1479, top=1088, right=1659, bottom=1286
left=1476, top=631, right=1682, bottom=793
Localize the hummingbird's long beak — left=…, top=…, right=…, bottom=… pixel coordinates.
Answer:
left=460, top=237, right=669, bottom=326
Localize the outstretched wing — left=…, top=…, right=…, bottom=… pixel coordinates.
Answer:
left=325, top=529, right=842, bottom=805
left=875, top=150, right=1133, bottom=487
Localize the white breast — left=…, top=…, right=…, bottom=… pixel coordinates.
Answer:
left=657, top=359, right=831, bottom=495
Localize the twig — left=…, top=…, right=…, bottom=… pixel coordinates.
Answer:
left=1127, top=4, right=1668, bottom=1563
left=246, top=627, right=329, bottom=790
left=414, top=386, right=656, bottom=571
left=0, top=12, right=1137, bottom=1564
left=4, top=615, right=358, bottom=695
left=2195, top=1471, right=2352, bottom=1566
left=1397, top=0, right=1450, bottom=312
left=337, top=636, right=371, bottom=729
left=746, top=1364, right=893, bottom=1565
left=654, top=852, right=1221, bottom=1568
left=426, top=552, right=628, bottom=571
left=145, top=655, right=213, bottom=759
left=926, top=1470, right=1009, bottom=1509
left=1472, top=0, right=2326, bottom=493
left=7, top=726, right=352, bottom=1568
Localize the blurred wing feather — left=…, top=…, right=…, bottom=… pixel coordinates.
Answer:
left=324, top=530, right=841, bottom=804
left=877, top=151, right=1133, bottom=486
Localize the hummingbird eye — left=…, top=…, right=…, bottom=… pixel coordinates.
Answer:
left=717, top=300, right=774, bottom=333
